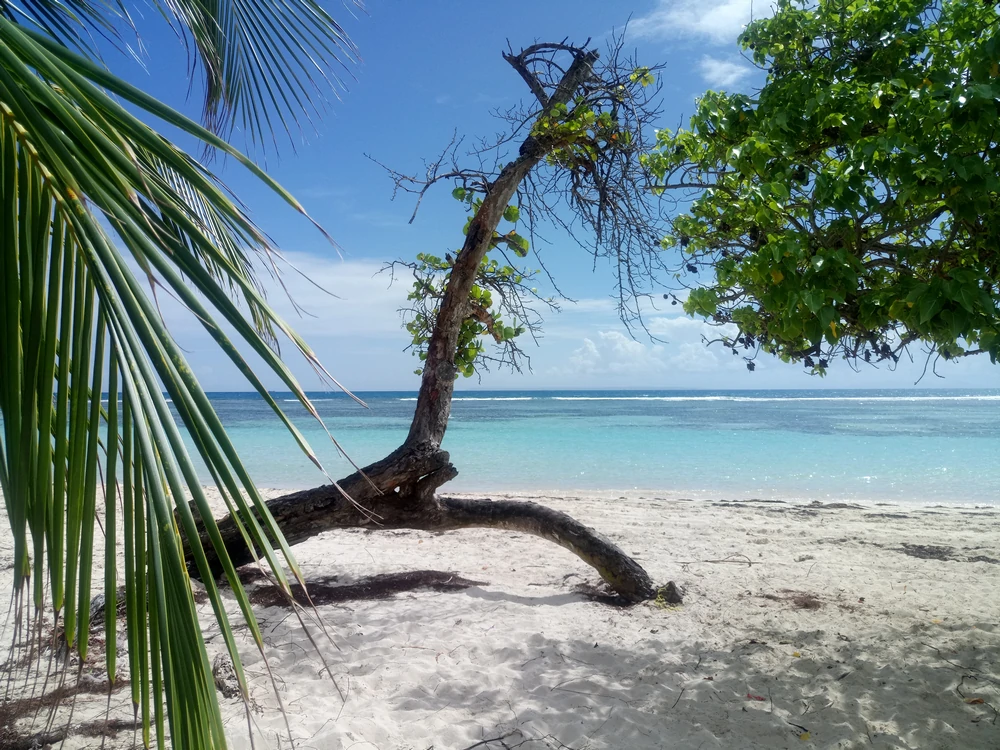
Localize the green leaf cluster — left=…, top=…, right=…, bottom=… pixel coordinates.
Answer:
left=533, top=100, right=633, bottom=172
left=646, top=0, right=1000, bottom=369
left=0, top=2, right=356, bottom=747
left=405, top=247, right=528, bottom=378
left=630, top=67, right=656, bottom=87
left=405, top=194, right=534, bottom=377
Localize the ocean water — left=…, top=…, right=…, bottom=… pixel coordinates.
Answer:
left=177, top=390, right=1000, bottom=505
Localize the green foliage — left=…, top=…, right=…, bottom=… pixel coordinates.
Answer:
left=407, top=72, right=652, bottom=379
left=646, top=0, right=1000, bottom=370
left=533, top=99, right=634, bottom=171
left=405, top=190, right=531, bottom=377
left=0, top=2, right=355, bottom=747
left=630, top=67, right=655, bottom=87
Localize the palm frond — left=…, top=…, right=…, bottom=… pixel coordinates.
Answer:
left=1, top=0, right=122, bottom=55
left=0, top=8, right=352, bottom=747
left=6, top=0, right=361, bottom=149
left=161, top=0, right=362, bottom=145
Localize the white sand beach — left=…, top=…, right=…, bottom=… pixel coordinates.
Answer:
left=2, top=490, right=999, bottom=749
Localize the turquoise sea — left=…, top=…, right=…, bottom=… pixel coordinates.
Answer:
left=181, top=390, right=1000, bottom=506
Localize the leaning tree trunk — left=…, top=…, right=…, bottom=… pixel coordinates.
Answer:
left=191, top=44, right=664, bottom=605
left=196, top=442, right=656, bottom=602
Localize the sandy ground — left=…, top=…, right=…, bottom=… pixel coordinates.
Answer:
left=1, top=489, right=999, bottom=749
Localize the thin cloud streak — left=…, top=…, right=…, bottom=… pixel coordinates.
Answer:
left=631, top=0, right=770, bottom=45
left=698, top=55, right=753, bottom=88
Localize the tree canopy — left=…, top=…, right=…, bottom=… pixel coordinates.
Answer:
left=646, top=0, right=1000, bottom=374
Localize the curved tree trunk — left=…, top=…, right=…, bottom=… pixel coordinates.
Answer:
left=405, top=46, right=600, bottom=449
left=189, top=43, right=669, bottom=606
left=195, top=443, right=657, bottom=604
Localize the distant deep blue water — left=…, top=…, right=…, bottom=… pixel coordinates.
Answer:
left=170, top=390, right=1000, bottom=505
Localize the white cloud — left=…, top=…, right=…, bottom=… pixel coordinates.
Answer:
left=646, top=313, right=735, bottom=340
left=263, top=252, right=410, bottom=336
left=566, top=297, right=618, bottom=314
left=142, top=252, right=406, bottom=340
left=698, top=55, right=753, bottom=88
left=145, top=252, right=411, bottom=339
left=632, top=0, right=770, bottom=45
left=568, top=331, right=667, bottom=376
left=127, top=251, right=1000, bottom=391
left=559, top=316, right=745, bottom=380
left=667, top=341, right=722, bottom=372
left=646, top=315, right=744, bottom=373
left=135, top=252, right=419, bottom=391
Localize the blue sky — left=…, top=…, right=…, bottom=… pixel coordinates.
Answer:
left=127, top=0, right=997, bottom=392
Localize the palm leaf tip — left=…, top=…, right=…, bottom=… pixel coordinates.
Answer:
left=165, top=0, right=363, bottom=148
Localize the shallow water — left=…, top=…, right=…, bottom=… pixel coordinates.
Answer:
left=174, top=389, right=1000, bottom=504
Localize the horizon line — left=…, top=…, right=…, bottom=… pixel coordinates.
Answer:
left=186, top=385, right=999, bottom=394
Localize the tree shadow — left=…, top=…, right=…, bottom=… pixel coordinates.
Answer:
left=241, top=569, right=488, bottom=608
left=9, top=568, right=998, bottom=749
left=230, top=571, right=1000, bottom=750
left=384, top=626, right=1000, bottom=749
left=238, top=568, right=630, bottom=610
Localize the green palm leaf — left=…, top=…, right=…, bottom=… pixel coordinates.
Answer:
left=5, top=0, right=361, bottom=145
left=0, top=3, right=357, bottom=747
left=163, top=0, right=362, bottom=145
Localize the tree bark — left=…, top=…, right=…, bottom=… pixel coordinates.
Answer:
left=405, top=47, right=599, bottom=448
left=188, top=44, right=667, bottom=606
left=195, top=445, right=656, bottom=604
